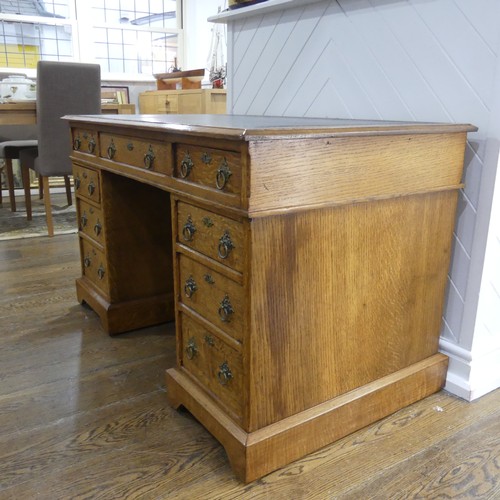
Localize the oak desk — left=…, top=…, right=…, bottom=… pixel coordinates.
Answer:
left=65, top=114, right=476, bottom=482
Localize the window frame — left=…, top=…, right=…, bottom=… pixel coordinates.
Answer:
left=0, top=0, right=184, bottom=81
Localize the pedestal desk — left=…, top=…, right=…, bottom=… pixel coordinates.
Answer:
left=65, top=114, right=476, bottom=482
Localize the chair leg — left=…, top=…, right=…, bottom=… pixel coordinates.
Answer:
left=64, top=175, right=72, bottom=206
left=42, top=176, right=54, bottom=237
left=38, top=174, right=43, bottom=199
left=21, top=164, right=32, bottom=221
left=5, top=158, right=17, bottom=212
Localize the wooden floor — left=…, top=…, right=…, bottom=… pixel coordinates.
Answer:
left=0, top=232, right=499, bottom=499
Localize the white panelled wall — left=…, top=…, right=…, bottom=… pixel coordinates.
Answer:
left=217, top=0, right=500, bottom=400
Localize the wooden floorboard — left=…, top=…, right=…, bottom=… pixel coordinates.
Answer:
left=0, top=229, right=498, bottom=499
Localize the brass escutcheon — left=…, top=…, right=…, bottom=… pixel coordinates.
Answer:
left=202, top=216, right=214, bottom=228
left=201, top=152, right=212, bottom=164
left=204, top=274, right=215, bottom=285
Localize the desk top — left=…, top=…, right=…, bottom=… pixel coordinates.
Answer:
left=64, top=114, right=477, bottom=140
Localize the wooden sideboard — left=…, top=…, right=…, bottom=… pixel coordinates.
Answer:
left=0, top=102, right=135, bottom=125
left=65, top=114, right=476, bottom=483
left=138, top=89, right=226, bottom=114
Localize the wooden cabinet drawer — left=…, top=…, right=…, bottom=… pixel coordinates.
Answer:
left=71, top=128, right=98, bottom=156
left=77, top=198, right=104, bottom=246
left=159, top=94, right=178, bottom=113
left=181, top=314, right=243, bottom=420
left=80, top=238, right=109, bottom=296
left=99, top=133, right=171, bottom=175
left=174, top=145, right=241, bottom=197
left=73, top=164, right=100, bottom=204
left=179, top=254, right=244, bottom=343
left=176, top=201, right=245, bottom=273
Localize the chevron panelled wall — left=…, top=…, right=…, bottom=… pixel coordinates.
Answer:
left=225, top=0, right=500, bottom=398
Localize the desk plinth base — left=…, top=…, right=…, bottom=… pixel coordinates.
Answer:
left=76, top=278, right=174, bottom=335
left=166, top=353, right=448, bottom=483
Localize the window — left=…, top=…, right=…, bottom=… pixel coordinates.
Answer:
left=0, top=0, right=183, bottom=77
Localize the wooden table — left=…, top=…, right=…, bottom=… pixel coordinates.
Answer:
left=0, top=101, right=135, bottom=125
left=64, top=113, right=476, bottom=483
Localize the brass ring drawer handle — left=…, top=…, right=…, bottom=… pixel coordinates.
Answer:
left=107, top=140, right=116, bottom=159
left=83, top=256, right=91, bottom=268
left=88, top=138, right=96, bottom=154
left=73, top=136, right=81, bottom=151
left=182, top=216, right=196, bottom=241
left=186, top=337, right=198, bottom=360
left=180, top=153, right=194, bottom=178
left=184, top=276, right=197, bottom=298
left=218, top=231, right=234, bottom=259
left=215, top=159, right=232, bottom=190
left=94, top=221, right=102, bottom=236
left=218, top=361, right=233, bottom=386
left=97, top=265, right=105, bottom=280
left=80, top=212, right=88, bottom=228
left=88, top=181, right=95, bottom=196
left=144, top=146, right=155, bottom=169
left=74, top=176, right=81, bottom=190
left=218, top=295, right=234, bottom=322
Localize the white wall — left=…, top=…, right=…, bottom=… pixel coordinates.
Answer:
left=223, top=0, right=500, bottom=400
left=184, top=0, right=227, bottom=79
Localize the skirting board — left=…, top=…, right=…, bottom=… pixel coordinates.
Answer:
left=440, top=338, right=500, bottom=400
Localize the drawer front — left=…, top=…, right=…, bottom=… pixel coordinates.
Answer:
left=181, top=314, right=243, bottom=419
left=73, top=164, right=101, bottom=204
left=158, top=94, right=178, bottom=113
left=80, top=238, right=109, bottom=296
left=77, top=198, right=104, bottom=246
left=179, top=254, right=244, bottom=343
left=99, top=133, right=171, bottom=175
left=174, top=145, right=241, bottom=197
left=71, top=128, right=98, bottom=156
left=176, top=201, right=245, bottom=273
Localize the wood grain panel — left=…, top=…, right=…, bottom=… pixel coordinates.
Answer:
left=247, top=132, right=466, bottom=215
left=247, top=191, right=458, bottom=429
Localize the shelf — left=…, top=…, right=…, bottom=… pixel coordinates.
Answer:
left=208, top=0, right=324, bottom=23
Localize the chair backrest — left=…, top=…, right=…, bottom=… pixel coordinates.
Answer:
left=36, top=61, right=101, bottom=176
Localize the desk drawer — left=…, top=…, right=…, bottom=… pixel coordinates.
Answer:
left=174, top=145, right=241, bottom=197
left=73, top=164, right=100, bottom=204
left=176, top=201, right=245, bottom=273
left=71, top=128, right=98, bottom=156
left=77, top=198, right=104, bottom=246
left=99, top=133, right=171, bottom=175
left=179, top=254, right=244, bottom=343
left=181, top=314, right=243, bottom=420
left=80, top=238, right=109, bottom=296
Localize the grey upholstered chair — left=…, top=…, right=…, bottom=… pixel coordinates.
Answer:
left=19, top=61, right=101, bottom=236
left=0, top=125, right=37, bottom=211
